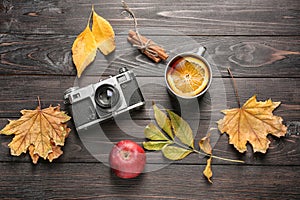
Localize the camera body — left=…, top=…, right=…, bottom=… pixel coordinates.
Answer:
left=64, top=67, right=145, bottom=130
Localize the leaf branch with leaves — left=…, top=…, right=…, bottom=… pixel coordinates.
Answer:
left=143, top=104, right=244, bottom=183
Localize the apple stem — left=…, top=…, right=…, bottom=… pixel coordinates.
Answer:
left=227, top=67, right=241, bottom=108
left=121, top=151, right=131, bottom=160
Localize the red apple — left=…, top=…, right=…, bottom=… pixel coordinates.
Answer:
left=109, top=140, right=146, bottom=179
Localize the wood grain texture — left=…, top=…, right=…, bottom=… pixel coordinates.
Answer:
left=0, top=163, right=299, bottom=199
left=1, top=33, right=300, bottom=77
left=0, top=76, right=299, bottom=166
left=1, top=118, right=299, bottom=166
left=0, top=0, right=299, bottom=199
left=0, top=76, right=298, bottom=119
left=0, top=0, right=299, bottom=35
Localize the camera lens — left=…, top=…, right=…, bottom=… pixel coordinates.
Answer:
left=95, top=85, right=119, bottom=109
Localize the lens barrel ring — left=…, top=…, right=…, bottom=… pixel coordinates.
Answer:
left=95, top=84, right=120, bottom=109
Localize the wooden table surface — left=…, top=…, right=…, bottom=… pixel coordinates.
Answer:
left=0, top=0, right=299, bottom=199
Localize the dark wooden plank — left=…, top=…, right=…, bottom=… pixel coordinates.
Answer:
left=0, top=0, right=299, bottom=35
left=0, top=1, right=299, bottom=199
left=1, top=75, right=298, bottom=165
left=1, top=33, right=300, bottom=77
left=1, top=118, right=299, bottom=165
left=0, top=162, right=299, bottom=199
left=0, top=34, right=75, bottom=75
left=0, top=76, right=298, bottom=120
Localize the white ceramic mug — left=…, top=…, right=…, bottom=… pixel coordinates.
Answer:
left=164, top=46, right=213, bottom=99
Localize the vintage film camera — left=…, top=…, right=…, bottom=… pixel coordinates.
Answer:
left=64, top=67, right=145, bottom=130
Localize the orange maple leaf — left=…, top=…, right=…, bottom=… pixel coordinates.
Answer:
left=0, top=105, right=71, bottom=163
left=217, top=95, right=287, bottom=153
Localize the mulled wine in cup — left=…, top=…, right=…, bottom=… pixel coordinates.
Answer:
left=165, top=47, right=212, bottom=99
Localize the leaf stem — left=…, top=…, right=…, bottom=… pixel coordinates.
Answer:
left=211, top=154, right=244, bottom=163
left=227, top=67, right=241, bottom=108
left=37, top=96, right=41, bottom=109
left=173, top=140, right=244, bottom=163
left=87, top=6, right=93, bottom=28
left=173, top=140, right=196, bottom=153
left=193, top=148, right=244, bottom=163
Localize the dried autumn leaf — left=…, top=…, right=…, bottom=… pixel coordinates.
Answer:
left=162, top=145, right=193, bottom=160
left=92, top=7, right=115, bottom=55
left=72, top=24, right=97, bottom=78
left=47, top=144, right=64, bottom=162
left=29, top=145, right=39, bottom=164
left=199, top=133, right=212, bottom=155
left=167, top=110, right=194, bottom=148
left=218, top=95, right=287, bottom=153
left=29, top=140, right=65, bottom=164
left=203, top=156, right=213, bottom=184
left=29, top=126, right=70, bottom=164
left=0, top=104, right=71, bottom=163
left=153, top=104, right=173, bottom=140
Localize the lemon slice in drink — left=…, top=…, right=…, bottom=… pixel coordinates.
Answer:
left=167, top=56, right=210, bottom=98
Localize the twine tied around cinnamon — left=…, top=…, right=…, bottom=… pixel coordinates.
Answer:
left=122, top=1, right=168, bottom=62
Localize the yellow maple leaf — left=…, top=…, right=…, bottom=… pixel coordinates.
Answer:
left=218, top=95, right=287, bottom=153
left=92, top=7, right=115, bottom=55
left=0, top=104, right=71, bottom=163
left=29, top=127, right=70, bottom=164
left=72, top=24, right=97, bottom=78
left=29, top=141, right=65, bottom=164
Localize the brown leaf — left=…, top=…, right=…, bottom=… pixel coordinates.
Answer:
left=218, top=95, right=287, bottom=153
left=29, top=135, right=69, bottom=164
left=72, top=24, right=97, bottom=78
left=92, top=7, right=115, bottom=55
left=199, top=133, right=212, bottom=155
left=0, top=105, right=71, bottom=163
left=47, top=142, right=64, bottom=163
left=29, top=145, right=39, bottom=164
left=203, top=156, right=213, bottom=184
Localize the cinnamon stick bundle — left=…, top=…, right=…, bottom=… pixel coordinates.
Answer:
left=127, top=30, right=169, bottom=63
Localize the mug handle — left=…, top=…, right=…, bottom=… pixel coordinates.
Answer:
left=196, top=46, right=207, bottom=56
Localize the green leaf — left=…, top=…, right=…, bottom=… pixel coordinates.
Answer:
left=162, top=145, right=193, bottom=160
left=153, top=104, right=174, bottom=140
left=144, top=123, right=169, bottom=141
left=167, top=110, right=194, bottom=148
left=143, top=141, right=173, bottom=150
